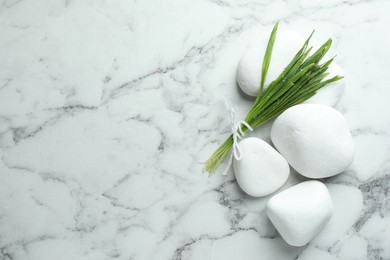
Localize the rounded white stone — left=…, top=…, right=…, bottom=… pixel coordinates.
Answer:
left=237, top=31, right=304, bottom=97
left=266, top=180, right=333, bottom=247
left=271, top=104, right=354, bottom=179
left=236, top=30, right=345, bottom=106
left=305, top=61, right=346, bottom=107
left=233, top=137, right=289, bottom=197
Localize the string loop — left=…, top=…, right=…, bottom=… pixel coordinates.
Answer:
left=220, top=98, right=253, bottom=175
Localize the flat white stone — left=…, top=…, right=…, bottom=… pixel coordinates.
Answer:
left=266, top=180, right=333, bottom=247
left=236, top=30, right=345, bottom=106
left=233, top=137, right=289, bottom=197
left=271, top=104, right=354, bottom=179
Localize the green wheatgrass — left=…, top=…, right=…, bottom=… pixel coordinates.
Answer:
left=204, top=22, right=344, bottom=174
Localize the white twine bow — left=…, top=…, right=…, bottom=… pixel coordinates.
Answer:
left=221, top=99, right=253, bottom=176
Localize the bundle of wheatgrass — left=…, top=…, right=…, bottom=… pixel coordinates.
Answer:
left=204, top=22, right=343, bottom=174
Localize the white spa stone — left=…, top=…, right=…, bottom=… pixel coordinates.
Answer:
left=232, top=137, right=289, bottom=197
left=271, top=104, right=354, bottom=179
left=236, top=30, right=345, bottom=106
left=237, top=31, right=304, bottom=97
left=304, top=61, right=346, bottom=107
left=266, top=180, right=333, bottom=247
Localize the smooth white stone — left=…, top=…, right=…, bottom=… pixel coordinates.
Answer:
left=266, top=180, right=333, bottom=247
left=233, top=137, right=289, bottom=197
left=237, top=31, right=304, bottom=97
left=236, top=30, right=345, bottom=106
left=271, top=104, right=354, bottom=179
left=304, top=61, right=346, bottom=107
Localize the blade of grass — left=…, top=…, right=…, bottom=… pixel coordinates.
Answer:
left=259, top=22, right=279, bottom=95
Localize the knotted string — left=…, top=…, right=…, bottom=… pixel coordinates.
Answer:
left=221, top=99, right=253, bottom=176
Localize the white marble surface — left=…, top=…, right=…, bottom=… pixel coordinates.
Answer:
left=0, top=0, right=389, bottom=259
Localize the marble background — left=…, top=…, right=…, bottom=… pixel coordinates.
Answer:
left=1, top=0, right=390, bottom=259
